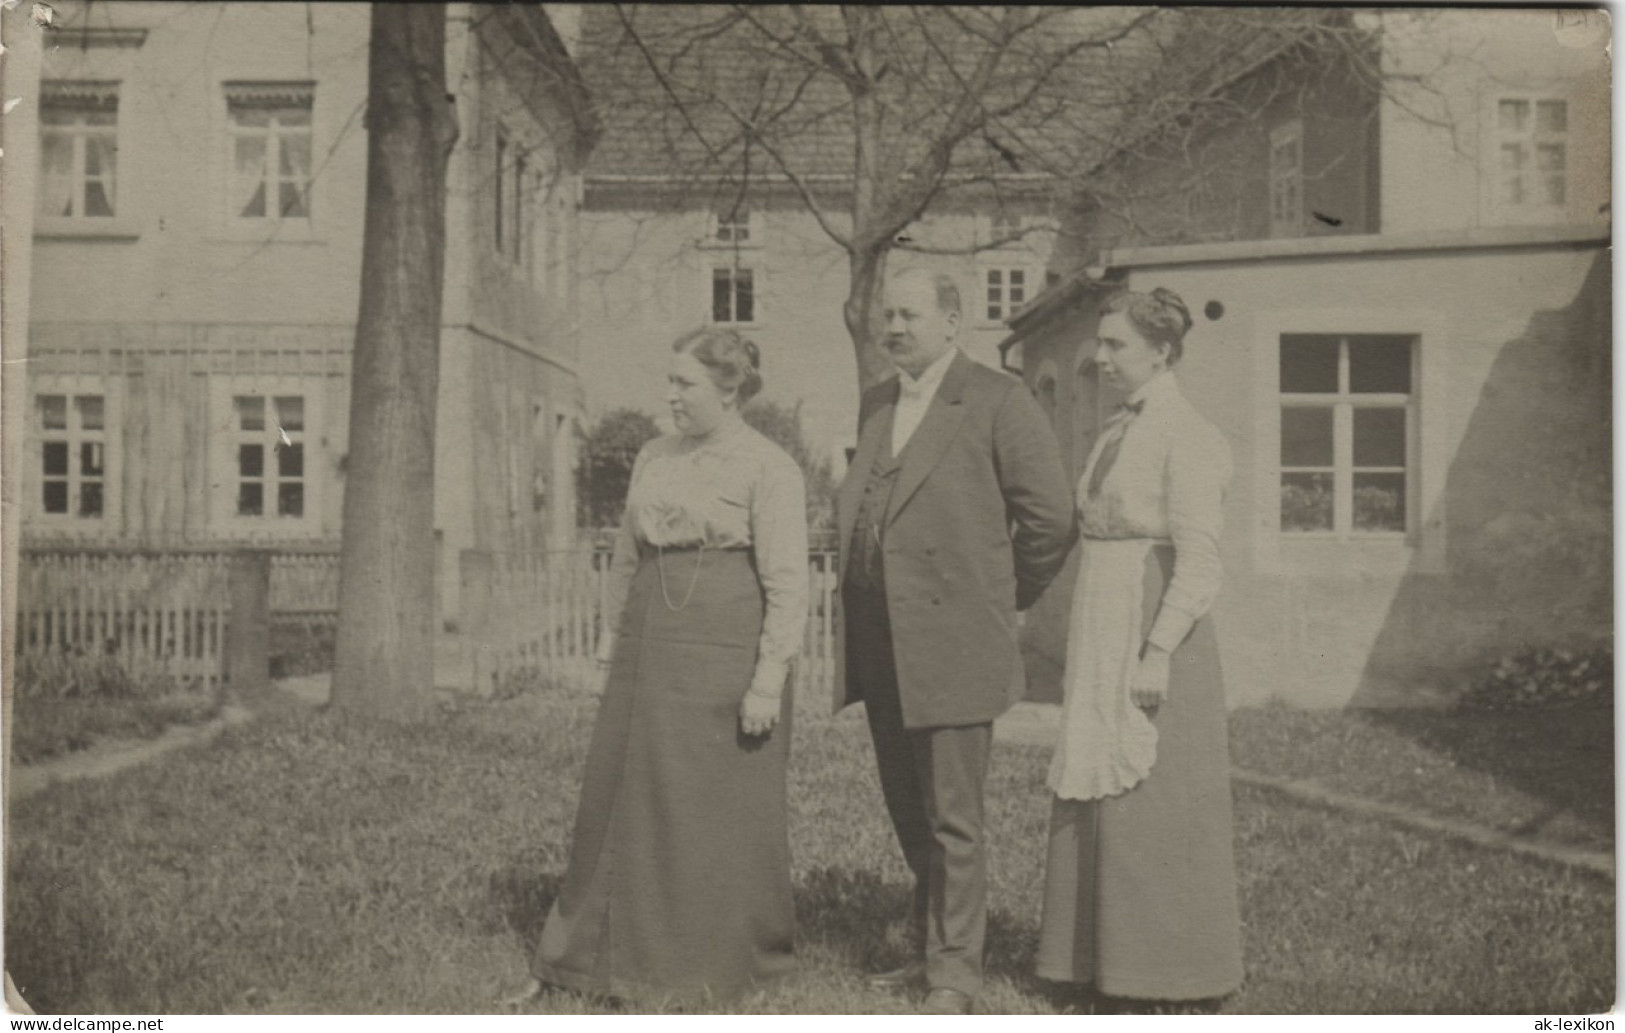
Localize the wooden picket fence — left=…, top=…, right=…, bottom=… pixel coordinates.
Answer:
left=460, top=537, right=842, bottom=699
left=13, top=545, right=341, bottom=693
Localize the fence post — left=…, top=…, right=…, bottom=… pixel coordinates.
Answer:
left=227, top=548, right=273, bottom=702
left=461, top=549, right=494, bottom=696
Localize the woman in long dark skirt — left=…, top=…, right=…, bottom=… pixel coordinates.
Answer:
left=508, top=327, right=808, bottom=1007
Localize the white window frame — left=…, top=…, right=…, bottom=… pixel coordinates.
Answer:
left=988, top=212, right=1024, bottom=248
left=1278, top=334, right=1416, bottom=539
left=704, top=206, right=759, bottom=249
left=1482, top=91, right=1569, bottom=225
left=709, top=264, right=760, bottom=326
left=221, top=82, right=317, bottom=238
left=29, top=377, right=120, bottom=530
left=210, top=380, right=321, bottom=535
left=1252, top=308, right=1450, bottom=578
left=1269, top=120, right=1304, bottom=239
left=982, top=266, right=1033, bottom=325
left=36, top=78, right=119, bottom=225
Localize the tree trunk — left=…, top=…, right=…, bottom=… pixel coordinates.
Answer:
left=841, top=6, right=898, bottom=408
left=331, top=4, right=459, bottom=721
left=843, top=244, right=895, bottom=401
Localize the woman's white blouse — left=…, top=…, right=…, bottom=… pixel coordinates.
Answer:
left=603, top=420, right=809, bottom=698
left=1079, top=371, right=1232, bottom=652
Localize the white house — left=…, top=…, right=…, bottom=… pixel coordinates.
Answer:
left=1002, top=8, right=1611, bottom=707
left=15, top=1, right=598, bottom=626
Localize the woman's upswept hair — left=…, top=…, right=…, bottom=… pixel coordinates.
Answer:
left=672, top=326, right=764, bottom=404
left=1100, top=287, right=1194, bottom=366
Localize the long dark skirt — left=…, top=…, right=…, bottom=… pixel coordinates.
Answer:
left=1036, top=544, right=1243, bottom=1001
left=532, top=548, right=795, bottom=1003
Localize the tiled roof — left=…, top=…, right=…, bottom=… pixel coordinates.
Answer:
left=577, top=6, right=1346, bottom=191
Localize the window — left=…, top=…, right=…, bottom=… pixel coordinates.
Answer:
left=1495, top=97, right=1567, bottom=207
left=493, top=130, right=531, bottom=265
left=712, top=267, right=755, bottom=324
left=494, top=130, right=507, bottom=253
left=990, top=212, right=1022, bottom=245
left=229, top=394, right=307, bottom=519
left=1279, top=334, right=1414, bottom=536
left=35, top=393, right=108, bottom=519
left=513, top=151, right=527, bottom=261
left=1269, top=121, right=1303, bottom=238
left=38, top=81, right=119, bottom=220
left=225, top=82, right=314, bottom=221
left=984, top=268, right=1028, bottom=323
left=714, top=208, right=751, bottom=244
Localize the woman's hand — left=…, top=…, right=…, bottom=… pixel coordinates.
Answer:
left=588, top=634, right=616, bottom=694
left=739, top=689, right=780, bottom=737
left=1132, top=645, right=1171, bottom=710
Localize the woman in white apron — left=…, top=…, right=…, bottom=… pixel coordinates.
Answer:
left=1038, top=287, right=1243, bottom=1004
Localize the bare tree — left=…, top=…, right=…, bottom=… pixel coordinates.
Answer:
left=583, top=5, right=1433, bottom=400
left=330, top=4, right=459, bottom=722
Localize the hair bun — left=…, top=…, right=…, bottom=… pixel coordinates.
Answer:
left=742, top=338, right=761, bottom=370
left=1151, top=287, right=1193, bottom=334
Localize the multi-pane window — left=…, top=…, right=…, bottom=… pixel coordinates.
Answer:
left=712, top=267, right=755, bottom=323
left=232, top=395, right=306, bottom=519
left=226, top=82, right=313, bottom=221
left=1496, top=97, right=1567, bottom=206
left=1279, top=334, right=1414, bottom=536
left=715, top=208, right=751, bottom=244
left=985, top=268, right=1028, bottom=322
left=36, top=394, right=107, bottom=519
left=38, top=81, right=119, bottom=220
left=1269, top=121, right=1304, bottom=238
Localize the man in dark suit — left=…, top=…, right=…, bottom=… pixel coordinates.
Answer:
left=835, top=268, right=1076, bottom=1014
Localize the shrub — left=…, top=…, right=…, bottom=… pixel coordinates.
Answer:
left=12, top=648, right=175, bottom=701
left=1457, top=645, right=1613, bottom=711
left=742, top=398, right=837, bottom=531
left=269, top=619, right=336, bottom=678
left=10, top=650, right=220, bottom=764
left=575, top=408, right=661, bottom=527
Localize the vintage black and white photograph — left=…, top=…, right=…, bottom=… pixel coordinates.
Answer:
left=0, top=1, right=1613, bottom=1018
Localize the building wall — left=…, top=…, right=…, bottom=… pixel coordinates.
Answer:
left=1378, top=8, right=1610, bottom=235
left=1070, top=43, right=1380, bottom=262
left=577, top=200, right=1053, bottom=465
left=1015, top=231, right=1610, bottom=707
left=23, top=323, right=352, bottom=545
left=23, top=1, right=591, bottom=626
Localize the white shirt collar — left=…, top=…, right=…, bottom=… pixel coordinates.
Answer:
left=899, top=346, right=959, bottom=400
left=1127, top=369, right=1179, bottom=410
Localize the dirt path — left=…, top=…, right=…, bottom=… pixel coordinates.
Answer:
left=7, top=706, right=253, bottom=802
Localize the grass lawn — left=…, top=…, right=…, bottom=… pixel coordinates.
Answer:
left=1229, top=704, right=1614, bottom=852
left=6, top=690, right=1614, bottom=1014
left=9, top=693, right=222, bottom=767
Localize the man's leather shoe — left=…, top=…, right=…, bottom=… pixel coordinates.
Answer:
left=865, top=960, right=926, bottom=990
left=920, top=988, right=974, bottom=1015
